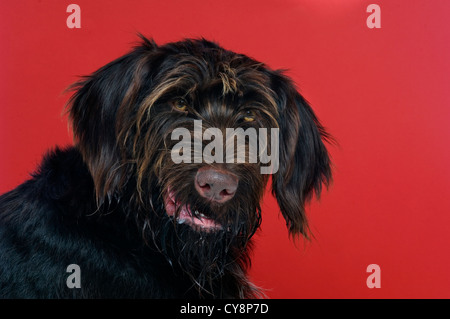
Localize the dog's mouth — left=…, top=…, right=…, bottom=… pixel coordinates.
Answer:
left=163, top=188, right=222, bottom=232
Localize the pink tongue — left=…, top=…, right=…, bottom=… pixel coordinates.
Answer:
left=179, top=205, right=219, bottom=229
left=167, top=189, right=221, bottom=230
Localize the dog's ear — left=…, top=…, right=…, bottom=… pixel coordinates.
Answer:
left=270, top=71, right=332, bottom=238
left=66, top=35, right=158, bottom=205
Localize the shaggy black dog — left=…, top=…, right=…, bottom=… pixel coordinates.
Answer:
left=0, top=36, right=331, bottom=298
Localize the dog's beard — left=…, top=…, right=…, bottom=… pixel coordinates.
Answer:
left=150, top=184, right=261, bottom=296
left=134, top=140, right=266, bottom=295
left=159, top=217, right=236, bottom=294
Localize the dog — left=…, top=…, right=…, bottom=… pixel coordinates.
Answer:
left=0, top=36, right=332, bottom=298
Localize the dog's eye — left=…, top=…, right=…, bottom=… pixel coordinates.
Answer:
left=243, top=110, right=255, bottom=122
left=172, top=98, right=189, bottom=112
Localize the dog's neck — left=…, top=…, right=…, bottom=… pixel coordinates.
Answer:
left=38, top=146, right=260, bottom=298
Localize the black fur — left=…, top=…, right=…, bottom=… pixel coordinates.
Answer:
left=0, top=36, right=331, bottom=298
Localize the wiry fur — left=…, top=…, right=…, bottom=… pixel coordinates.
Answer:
left=0, top=36, right=332, bottom=298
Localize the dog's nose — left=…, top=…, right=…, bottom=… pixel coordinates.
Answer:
left=195, top=168, right=238, bottom=203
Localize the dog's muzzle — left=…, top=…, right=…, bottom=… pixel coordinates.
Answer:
left=163, top=167, right=239, bottom=232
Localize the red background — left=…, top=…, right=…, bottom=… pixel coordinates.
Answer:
left=1, top=1, right=450, bottom=298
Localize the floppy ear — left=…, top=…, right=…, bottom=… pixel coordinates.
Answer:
left=270, top=71, right=332, bottom=238
left=67, top=36, right=157, bottom=205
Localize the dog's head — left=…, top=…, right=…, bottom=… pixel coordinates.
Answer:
left=67, top=36, right=332, bottom=296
